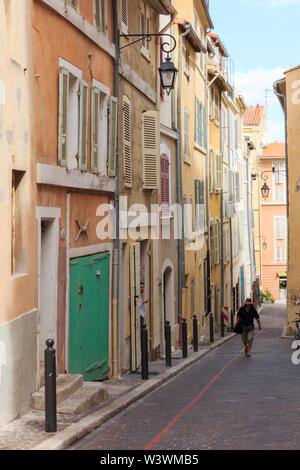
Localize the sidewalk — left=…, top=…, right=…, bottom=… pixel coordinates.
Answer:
left=0, top=330, right=236, bottom=451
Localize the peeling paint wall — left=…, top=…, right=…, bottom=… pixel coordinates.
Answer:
left=0, top=0, right=37, bottom=425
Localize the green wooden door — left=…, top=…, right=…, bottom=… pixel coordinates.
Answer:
left=69, top=252, right=110, bottom=381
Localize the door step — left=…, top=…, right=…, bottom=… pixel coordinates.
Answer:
left=31, top=374, right=108, bottom=415
left=57, top=382, right=108, bottom=415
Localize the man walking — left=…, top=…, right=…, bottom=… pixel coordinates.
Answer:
left=237, top=298, right=262, bottom=357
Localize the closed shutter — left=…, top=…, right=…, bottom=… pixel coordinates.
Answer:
left=140, top=10, right=145, bottom=47
left=215, top=220, right=220, bottom=265
left=142, top=110, right=158, bottom=189
left=275, top=216, right=286, bottom=240
left=79, top=79, right=88, bottom=171
left=216, top=153, right=222, bottom=191
left=95, top=0, right=106, bottom=34
left=123, top=96, right=132, bottom=185
left=121, top=0, right=128, bottom=34
left=235, top=171, right=240, bottom=203
left=211, top=223, right=215, bottom=268
left=160, top=153, right=170, bottom=207
left=209, top=148, right=214, bottom=191
left=108, top=96, right=118, bottom=177
left=184, top=108, right=189, bottom=160
left=58, top=67, right=69, bottom=167
left=91, top=87, right=100, bottom=173
left=199, top=180, right=205, bottom=231
left=191, top=278, right=195, bottom=316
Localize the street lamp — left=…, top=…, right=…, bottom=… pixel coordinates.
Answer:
left=119, top=33, right=177, bottom=95
left=158, top=56, right=178, bottom=95
left=261, top=180, right=270, bottom=200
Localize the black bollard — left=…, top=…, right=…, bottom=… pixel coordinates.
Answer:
left=44, top=338, right=57, bottom=433
left=141, top=324, right=149, bottom=380
left=221, top=310, right=225, bottom=337
left=209, top=313, right=214, bottom=343
left=165, top=321, right=172, bottom=367
left=193, top=315, right=198, bottom=352
left=182, top=318, right=188, bottom=358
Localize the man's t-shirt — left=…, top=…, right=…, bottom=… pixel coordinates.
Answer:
left=237, top=306, right=259, bottom=327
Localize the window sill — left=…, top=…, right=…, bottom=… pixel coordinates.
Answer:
left=141, top=49, right=151, bottom=63
left=194, top=142, right=207, bottom=155
left=184, top=156, right=191, bottom=165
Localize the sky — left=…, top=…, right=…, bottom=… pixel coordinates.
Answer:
left=209, top=0, right=300, bottom=143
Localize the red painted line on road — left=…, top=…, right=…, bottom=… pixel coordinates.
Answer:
left=144, top=331, right=262, bottom=450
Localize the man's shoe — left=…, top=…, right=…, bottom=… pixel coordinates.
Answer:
left=246, top=352, right=251, bottom=357
left=244, top=346, right=248, bottom=355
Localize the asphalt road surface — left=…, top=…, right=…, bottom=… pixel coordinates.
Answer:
left=69, top=304, right=300, bottom=450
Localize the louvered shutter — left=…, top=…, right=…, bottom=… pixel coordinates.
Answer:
left=216, top=153, right=222, bottom=191
left=184, top=108, right=189, bottom=159
left=140, top=10, right=146, bottom=48
left=91, top=87, right=100, bottom=173
left=142, top=110, right=158, bottom=189
left=215, top=220, right=219, bottom=265
left=58, top=67, right=69, bottom=167
left=79, top=80, right=88, bottom=171
left=199, top=180, right=205, bottom=231
left=108, top=96, right=118, bottom=177
left=123, top=96, right=131, bottom=185
left=160, top=153, right=170, bottom=207
left=95, top=0, right=106, bottom=34
left=121, top=0, right=128, bottom=34
left=235, top=171, right=240, bottom=202
left=211, top=223, right=215, bottom=268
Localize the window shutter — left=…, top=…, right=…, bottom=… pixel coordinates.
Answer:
left=121, top=0, right=128, bottom=33
left=58, top=67, right=69, bottom=167
left=79, top=79, right=88, bottom=171
left=108, top=95, right=118, bottom=177
left=235, top=171, right=240, bottom=203
left=122, top=95, right=131, bottom=185
left=215, top=153, right=222, bottom=191
left=215, top=220, right=219, bottom=265
left=199, top=180, right=205, bottom=231
left=140, top=10, right=145, bottom=47
left=91, top=87, right=100, bottom=173
left=142, top=110, right=158, bottom=189
left=95, top=0, right=106, bottom=34
left=160, top=153, right=170, bottom=207
left=184, top=108, right=189, bottom=159
left=211, top=223, right=215, bottom=268
left=146, top=14, right=150, bottom=52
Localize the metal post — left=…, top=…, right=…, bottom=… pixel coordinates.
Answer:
left=210, top=313, right=214, bottom=343
left=141, top=324, right=149, bottom=380
left=221, top=310, right=225, bottom=337
left=165, top=321, right=172, bottom=367
left=44, top=339, right=57, bottom=433
left=182, top=318, right=188, bottom=358
left=193, top=315, right=198, bottom=352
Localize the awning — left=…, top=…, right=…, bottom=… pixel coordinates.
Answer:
left=278, top=272, right=287, bottom=278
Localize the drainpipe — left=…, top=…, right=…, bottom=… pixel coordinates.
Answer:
left=176, top=21, right=191, bottom=346
left=220, top=99, right=224, bottom=316
left=112, top=0, right=120, bottom=377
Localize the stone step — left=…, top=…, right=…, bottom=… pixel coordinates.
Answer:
left=57, top=382, right=108, bottom=415
left=31, top=374, right=83, bottom=410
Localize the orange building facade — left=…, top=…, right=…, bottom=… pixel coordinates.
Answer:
left=259, top=143, right=287, bottom=300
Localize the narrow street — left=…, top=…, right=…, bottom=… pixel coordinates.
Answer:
left=69, top=304, right=300, bottom=451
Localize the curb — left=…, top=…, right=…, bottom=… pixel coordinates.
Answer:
left=33, top=332, right=236, bottom=450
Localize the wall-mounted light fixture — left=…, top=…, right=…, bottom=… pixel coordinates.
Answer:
left=119, top=33, right=177, bottom=95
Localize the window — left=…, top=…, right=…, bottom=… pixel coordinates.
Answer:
left=273, top=161, right=286, bottom=203
left=215, top=153, right=222, bottom=191
left=185, top=43, right=190, bottom=76
left=195, top=179, right=205, bottom=232
left=184, top=108, right=190, bottom=162
left=140, top=1, right=150, bottom=59
left=160, top=153, right=170, bottom=210
left=121, top=0, right=128, bottom=34
left=142, top=110, right=158, bottom=189
left=58, top=64, right=87, bottom=170
left=123, top=95, right=132, bottom=186
left=95, top=0, right=107, bottom=34
left=194, top=97, right=206, bottom=147
left=11, top=170, right=26, bottom=275
left=91, top=82, right=115, bottom=176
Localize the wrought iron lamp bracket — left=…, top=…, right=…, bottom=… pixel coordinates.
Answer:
left=119, top=33, right=176, bottom=56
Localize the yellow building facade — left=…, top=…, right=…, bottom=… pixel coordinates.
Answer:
left=274, top=66, right=300, bottom=335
